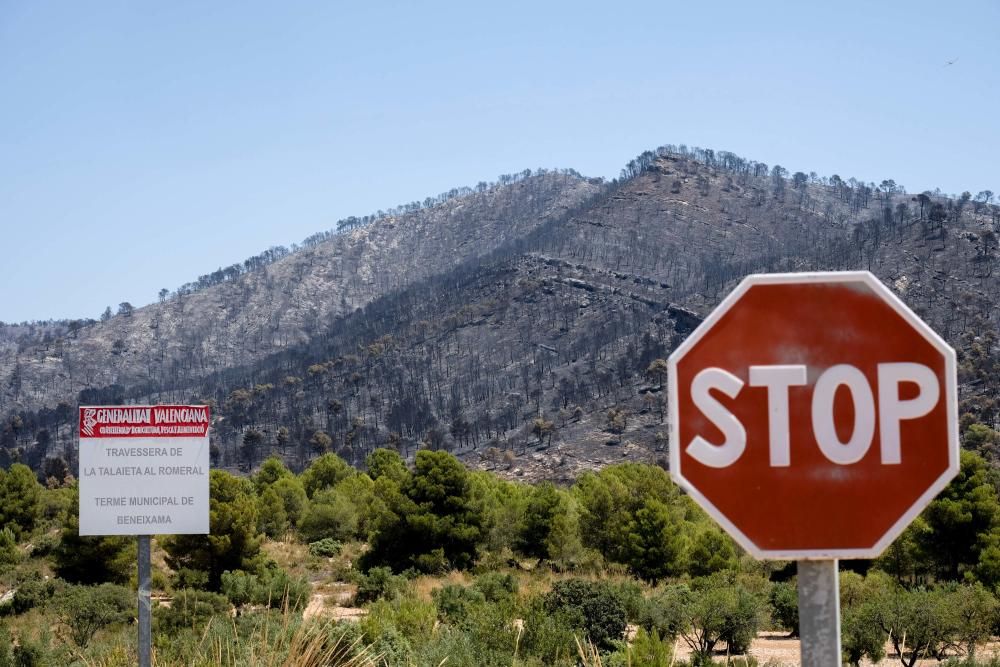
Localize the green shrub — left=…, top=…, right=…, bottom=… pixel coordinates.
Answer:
left=298, top=490, right=359, bottom=543
left=37, top=484, right=73, bottom=524
left=473, top=571, right=518, bottom=602
left=154, top=588, right=230, bottom=635
left=309, top=538, right=342, bottom=558
left=12, top=644, right=46, bottom=667
left=150, top=567, right=170, bottom=593
left=519, top=596, right=577, bottom=664
left=0, top=528, right=19, bottom=572
left=472, top=547, right=516, bottom=574
left=569, top=548, right=608, bottom=576
left=0, top=632, right=50, bottom=667
left=27, top=531, right=59, bottom=559
left=275, top=568, right=308, bottom=609
left=220, top=567, right=310, bottom=611
left=53, top=500, right=135, bottom=585
left=11, top=575, right=59, bottom=615
left=413, top=547, right=448, bottom=574
left=171, top=567, right=209, bottom=590
left=51, top=485, right=133, bottom=585
left=364, top=451, right=483, bottom=573
left=331, top=560, right=365, bottom=586
left=56, top=583, right=133, bottom=647
left=162, top=470, right=263, bottom=591
left=452, top=598, right=518, bottom=666
left=271, top=476, right=309, bottom=527
left=0, top=464, right=42, bottom=540
left=719, top=583, right=764, bottom=655
left=365, top=449, right=409, bottom=485
left=543, top=579, right=627, bottom=651
left=841, top=600, right=886, bottom=667
left=265, top=568, right=311, bottom=611
left=0, top=625, right=11, bottom=666
left=151, top=606, right=381, bottom=665
left=414, top=609, right=520, bottom=667
left=606, top=627, right=673, bottom=667
left=309, top=620, right=387, bottom=666
left=635, top=627, right=676, bottom=666
left=354, top=566, right=407, bottom=605
left=432, top=584, right=485, bottom=622
left=687, top=526, right=739, bottom=576
left=301, top=453, right=356, bottom=498
left=769, top=581, right=798, bottom=636
left=606, top=578, right=647, bottom=622
left=364, top=622, right=413, bottom=666
left=411, top=626, right=477, bottom=666
left=361, top=594, right=437, bottom=648
left=652, top=573, right=768, bottom=661
left=257, top=487, right=289, bottom=539
left=220, top=569, right=258, bottom=607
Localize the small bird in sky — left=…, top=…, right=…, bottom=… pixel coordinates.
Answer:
left=944, top=57, right=959, bottom=67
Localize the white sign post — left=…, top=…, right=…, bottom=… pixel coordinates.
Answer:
left=79, top=405, right=210, bottom=667
left=79, top=405, right=210, bottom=535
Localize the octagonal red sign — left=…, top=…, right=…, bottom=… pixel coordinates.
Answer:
left=668, top=272, right=959, bottom=559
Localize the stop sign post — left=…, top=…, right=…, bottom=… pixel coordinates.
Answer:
left=668, top=271, right=958, bottom=665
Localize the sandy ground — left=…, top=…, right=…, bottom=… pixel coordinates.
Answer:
left=302, top=582, right=366, bottom=622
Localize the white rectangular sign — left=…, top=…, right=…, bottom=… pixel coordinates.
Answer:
left=78, top=405, right=210, bottom=536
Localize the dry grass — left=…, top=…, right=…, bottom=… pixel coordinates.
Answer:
left=389, top=563, right=652, bottom=604
left=576, top=636, right=605, bottom=667
left=510, top=565, right=652, bottom=600
left=150, top=536, right=171, bottom=572
left=2, top=605, right=62, bottom=650
left=311, top=579, right=355, bottom=600
left=157, top=610, right=381, bottom=667
left=226, top=618, right=379, bottom=667
left=262, top=539, right=312, bottom=577
left=410, top=570, right=473, bottom=601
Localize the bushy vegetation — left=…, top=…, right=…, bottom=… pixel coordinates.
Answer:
left=4, top=446, right=1000, bottom=664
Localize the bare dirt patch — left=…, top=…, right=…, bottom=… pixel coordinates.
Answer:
left=302, top=582, right=365, bottom=622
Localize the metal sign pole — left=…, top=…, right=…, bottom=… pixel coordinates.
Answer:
left=797, top=559, right=841, bottom=667
left=138, top=535, right=151, bottom=667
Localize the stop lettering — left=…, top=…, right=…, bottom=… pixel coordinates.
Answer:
left=668, top=272, right=959, bottom=560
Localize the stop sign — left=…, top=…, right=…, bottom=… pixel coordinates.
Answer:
left=668, top=272, right=959, bottom=559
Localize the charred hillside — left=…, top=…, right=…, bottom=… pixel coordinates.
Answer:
left=4, top=146, right=1000, bottom=482
left=0, top=170, right=599, bottom=415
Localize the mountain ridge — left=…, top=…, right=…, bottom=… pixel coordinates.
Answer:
left=3, top=145, right=999, bottom=483
left=0, top=170, right=600, bottom=413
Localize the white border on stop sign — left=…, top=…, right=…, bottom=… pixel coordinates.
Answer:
left=667, top=270, right=960, bottom=560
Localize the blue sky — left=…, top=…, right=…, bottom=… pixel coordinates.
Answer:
left=1, top=1, right=997, bottom=323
